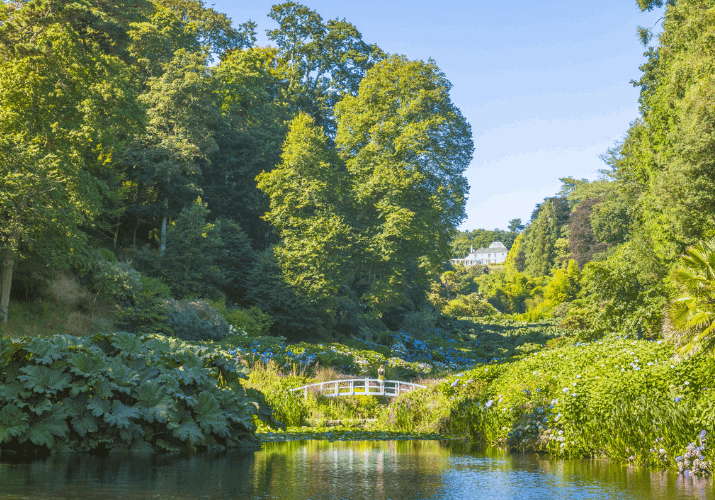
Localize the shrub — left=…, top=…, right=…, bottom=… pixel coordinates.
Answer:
left=0, top=332, right=279, bottom=454
left=87, top=250, right=141, bottom=308
left=166, top=300, right=230, bottom=342
left=212, top=301, right=273, bottom=338
left=115, top=276, right=173, bottom=335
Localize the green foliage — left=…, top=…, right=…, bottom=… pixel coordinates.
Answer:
left=580, top=240, right=670, bottom=337
left=524, top=199, right=559, bottom=277
left=381, top=336, right=715, bottom=474
left=161, top=198, right=226, bottom=299
left=0, top=332, right=278, bottom=454
left=166, top=300, right=229, bottom=342
left=443, top=295, right=499, bottom=318
left=87, top=250, right=142, bottom=308
left=475, top=271, right=545, bottom=315
left=115, top=276, right=173, bottom=335
left=503, top=233, right=526, bottom=274
left=211, top=300, right=273, bottom=338
left=669, top=238, right=715, bottom=354
left=335, top=55, right=473, bottom=312
left=266, top=1, right=385, bottom=137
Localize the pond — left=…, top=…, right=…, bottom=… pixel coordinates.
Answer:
left=1, top=440, right=712, bottom=499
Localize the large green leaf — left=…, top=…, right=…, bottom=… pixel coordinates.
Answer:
left=103, top=400, right=141, bottom=429
left=23, top=338, right=64, bottom=365
left=193, top=391, right=227, bottom=435
left=28, top=396, right=52, bottom=415
left=110, top=332, right=145, bottom=356
left=71, top=413, right=99, bottom=437
left=87, top=397, right=111, bottom=417
left=172, top=416, right=204, bottom=445
left=136, top=380, right=175, bottom=424
left=0, top=380, right=28, bottom=404
left=0, top=405, right=29, bottom=443
left=106, top=356, right=140, bottom=392
left=0, top=337, right=25, bottom=368
left=67, top=351, right=107, bottom=378
left=25, top=405, right=70, bottom=447
left=18, top=365, right=72, bottom=394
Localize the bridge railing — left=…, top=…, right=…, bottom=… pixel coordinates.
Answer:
left=289, top=379, right=426, bottom=399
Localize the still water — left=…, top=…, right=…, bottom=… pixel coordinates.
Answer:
left=1, top=440, right=713, bottom=500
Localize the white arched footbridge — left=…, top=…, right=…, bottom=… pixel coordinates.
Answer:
left=290, top=379, right=426, bottom=399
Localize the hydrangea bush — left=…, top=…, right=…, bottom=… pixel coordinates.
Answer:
left=378, top=336, right=715, bottom=475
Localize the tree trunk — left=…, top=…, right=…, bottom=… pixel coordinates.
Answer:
left=160, top=214, right=167, bottom=254
left=133, top=214, right=140, bottom=249
left=0, top=248, right=15, bottom=325
left=113, top=218, right=120, bottom=250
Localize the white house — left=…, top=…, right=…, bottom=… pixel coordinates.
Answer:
left=451, top=241, right=508, bottom=266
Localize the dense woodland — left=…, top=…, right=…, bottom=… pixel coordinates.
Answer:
left=3, top=0, right=715, bottom=357
left=0, top=0, right=473, bottom=341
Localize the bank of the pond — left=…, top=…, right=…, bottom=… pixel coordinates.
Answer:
left=257, top=426, right=446, bottom=442
left=380, top=336, right=715, bottom=477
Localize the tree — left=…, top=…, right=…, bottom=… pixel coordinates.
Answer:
left=504, top=233, right=526, bottom=274
left=335, top=55, right=473, bottom=312
left=525, top=200, right=558, bottom=276
left=0, top=12, right=140, bottom=323
left=202, top=47, right=290, bottom=249
left=266, top=1, right=385, bottom=137
left=160, top=198, right=226, bottom=299
left=568, top=197, right=608, bottom=268
left=508, top=218, right=524, bottom=233
left=670, top=238, right=715, bottom=354
left=257, top=112, right=353, bottom=305
left=124, top=49, right=219, bottom=254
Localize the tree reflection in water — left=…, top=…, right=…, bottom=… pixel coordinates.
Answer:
left=0, top=441, right=713, bottom=499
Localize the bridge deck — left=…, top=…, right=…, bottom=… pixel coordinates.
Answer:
left=289, top=378, right=426, bottom=398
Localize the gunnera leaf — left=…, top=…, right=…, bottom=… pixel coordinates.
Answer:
left=172, top=416, right=204, bottom=445
left=193, top=391, right=227, bottom=435
left=28, top=396, right=52, bottom=415
left=25, top=407, right=69, bottom=448
left=103, top=400, right=141, bottom=430
left=0, top=381, right=28, bottom=404
left=105, top=357, right=140, bottom=393
left=18, top=365, right=72, bottom=395
left=71, top=412, right=99, bottom=437
left=110, top=332, right=144, bottom=356
left=23, top=338, right=64, bottom=365
left=0, top=337, right=25, bottom=366
left=0, top=404, right=30, bottom=443
left=135, top=380, right=175, bottom=424
left=67, top=351, right=108, bottom=379
left=87, top=397, right=111, bottom=417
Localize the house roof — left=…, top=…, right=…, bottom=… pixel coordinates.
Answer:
left=467, top=241, right=507, bottom=257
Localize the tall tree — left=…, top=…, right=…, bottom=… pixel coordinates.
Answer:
left=257, top=112, right=353, bottom=304
left=266, top=1, right=385, bottom=137
left=203, top=47, right=290, bottom=249
left=335, top=55, right=473, bottom=311
left=0, top=3, right=141, bottom=323
left=525, top=199, right=558, bottom=276
left=124, top=49, right=219, bottom=254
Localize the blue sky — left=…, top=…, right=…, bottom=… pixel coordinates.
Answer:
left=212, top=0, right=665, bottom=231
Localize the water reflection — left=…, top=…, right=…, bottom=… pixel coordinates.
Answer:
left=0, top=441, right=712, bottom=499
